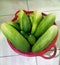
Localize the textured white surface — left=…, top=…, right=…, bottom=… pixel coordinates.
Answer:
left=37, top=56, right=59, bottom=65
left=0, top=0, right=27, bottom=16
left=28, top=0, right=60, bottom=11
left=0, top=56, right=36, bottom=65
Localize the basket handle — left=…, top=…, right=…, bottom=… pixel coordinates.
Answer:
left=41, top=45, right=57, bottom=59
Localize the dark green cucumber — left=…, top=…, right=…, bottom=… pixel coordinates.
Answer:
left=20, top=31, right=28, bottom=39
left=17, top=10, right=31, bottom=32
left=1, top=23, right=30, bottom=53
left=20, top=31, right=36, bottom=45
left=8, top=21, right=20, bottom=31
left=27, top=34, right=36, bottom=45
left=34, top=13, right=56, bottom=37
left=32, top=25, right=58, bottom=53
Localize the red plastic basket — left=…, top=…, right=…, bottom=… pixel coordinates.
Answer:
left=7, top=10, right=58, bottom=59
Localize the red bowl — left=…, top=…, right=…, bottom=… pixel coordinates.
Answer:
left=7, top=10, right=58, bottom=59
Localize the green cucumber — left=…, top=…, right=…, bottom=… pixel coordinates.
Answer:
left=34, top=13, right=56, bottom=37
left=20, top=31, right=28, bottom=39
left=29, top=11, right=42, bottom=34
left=1, top=23, right=30, bottom=53
left=29, top=13, right=34, bottom=24
left=32, top=25, right=58, bottom=53
left=8, top=21, right=20, bottom=31
left=20, top=31, right=36, bottom=45
left=27, top=34, right=36, bottom=45
left=17, top=10, right=31, bottom=32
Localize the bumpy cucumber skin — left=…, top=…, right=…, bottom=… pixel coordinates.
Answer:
left=32, top=25, right=58, bottom=53
left=1, top=23, right=30, bottom=53
left=8, top=21, right=20, bottom=31
left=34, top=13, right=56, bottom=37
left=17, top=10, right=31, bottom=33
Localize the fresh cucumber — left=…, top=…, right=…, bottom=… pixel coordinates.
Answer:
left=32, top=25, right=58, bottom=53
left=17, top=10, right=31, bottom=32
left=8, top=21, right=20, bottom=31
left=20, top=31, right=28, bottom=39
left=29, top=11, right=42, bottom=34
left=29, top=13, right=34, bottom=24
left=1, top=23, right=30, bottom=53
left=27, top=34, right=36, bottom=45
left=34, top=13, right=56, bottom=37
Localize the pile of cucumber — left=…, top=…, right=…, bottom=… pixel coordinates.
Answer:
left=1, top=10, right=58, bottom=53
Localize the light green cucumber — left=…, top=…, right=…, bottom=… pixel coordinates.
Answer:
left=1, top=23, right=30, bottom=53
left=34, top=13, right=56, bottom=37
left=30, top=11, right=42, bottom=34
left=32, top=25, right=58, bottom=53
